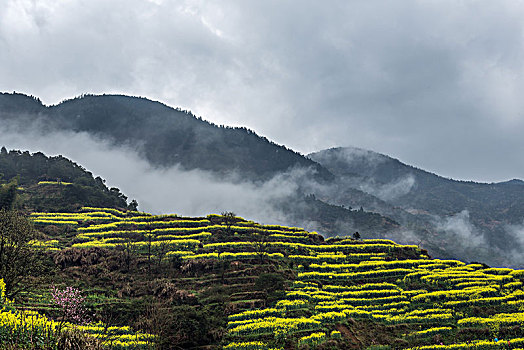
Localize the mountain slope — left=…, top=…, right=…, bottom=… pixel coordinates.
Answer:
left=3, top=92, right=523, bottom=267
left=309, top=147, right=524, bottom=265
left=309, top=147, right=524, bottom=217
left=17, top=207, right=524, bottom=350
left=0, top=93, right=332, bottom=182
left=0, top=92, right=400, bottom=238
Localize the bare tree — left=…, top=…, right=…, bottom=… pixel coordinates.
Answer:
left=118, top=229, right=137, bottom=272
left=154, top=241, right=170, bottom=270
left=252, top=234, right=271, bottom=264
left=221, top=211, right=236, bottom=234
left=145, top=216, right=154, bottom=273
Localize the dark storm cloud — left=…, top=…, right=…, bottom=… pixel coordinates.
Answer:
left=1, top=0, right=524, bottom=181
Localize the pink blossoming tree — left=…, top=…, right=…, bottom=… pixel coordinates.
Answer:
left=50, top=284, right=90, bottom=325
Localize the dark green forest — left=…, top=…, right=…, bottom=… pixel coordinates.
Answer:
left=0, top=148, right=133, bottom=212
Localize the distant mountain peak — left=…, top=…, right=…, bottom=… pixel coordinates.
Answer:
left=497, top=178, right=524, bottom=185
left=308, top=146, right=407, bottom=182
left=310, top=146, right=390, bottom=162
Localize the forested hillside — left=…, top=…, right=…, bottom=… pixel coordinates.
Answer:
left=309, top=147, right=524, bottom=266
left=0, top=148, right=134, bottom=212
left=0, top=93, right=331, bottom=182
left=309, top=147, right=524, bottom=222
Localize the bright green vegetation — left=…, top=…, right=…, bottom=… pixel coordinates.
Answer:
left=12, top=207, right=523, bottom=349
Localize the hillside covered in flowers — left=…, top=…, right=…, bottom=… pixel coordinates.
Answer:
left=2, top=204, right=524, bottom=349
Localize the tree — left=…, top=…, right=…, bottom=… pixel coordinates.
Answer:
left=117, top=227, right=138, bottom=272
left=50, top=284, right=90, bottom=325
left=0, top=209, right=44, bottom=298
left=154, top=241, right=170, bottom=270
left=221, top=211, right=236, bottom=234
left=353, top=231, right=361, bottom=240
left=255, top=273, right=286, bottom=305
left=128, top=199, right=139, bottom=211
left=109, top=187, right=128, bottom=203
left=144, top=216, right=154, bottom=274
left=253, top=237, right=270, bottom=264
left=0, top=178, right=18, bottom=210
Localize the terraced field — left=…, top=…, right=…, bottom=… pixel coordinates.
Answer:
left=0, top=277, right=153, bottom=349
left=22, top=208, right=524, bottom=349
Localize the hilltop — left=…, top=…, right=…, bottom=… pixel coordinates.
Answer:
left=0, top=93, right=331, bottom=182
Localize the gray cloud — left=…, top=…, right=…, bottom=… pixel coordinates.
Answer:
left=1, top=1, right=524, bottom=182
left=5, top=118, right=524, bottom=266
left=428, top=210, right=508, bottom=265
left=504, top=222, right=524, bottom=265
left=507, top=222, right=524, bottom=247
left=359, top=175, right=416, bottom=202
left=433, top=210, right=485, bottom=248
left=0, top=120, right=311, bottom=228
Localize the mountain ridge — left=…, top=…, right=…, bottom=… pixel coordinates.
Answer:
left=309, top=146, right=523, bottom=186
left=2, top=92, right=524, bottom=267
left=310, top=146, right=524, bottom=266
left=0, top=92, right=333, bottom=182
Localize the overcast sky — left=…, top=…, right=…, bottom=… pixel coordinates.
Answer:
left=1, top=0, right=524, bottom=182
